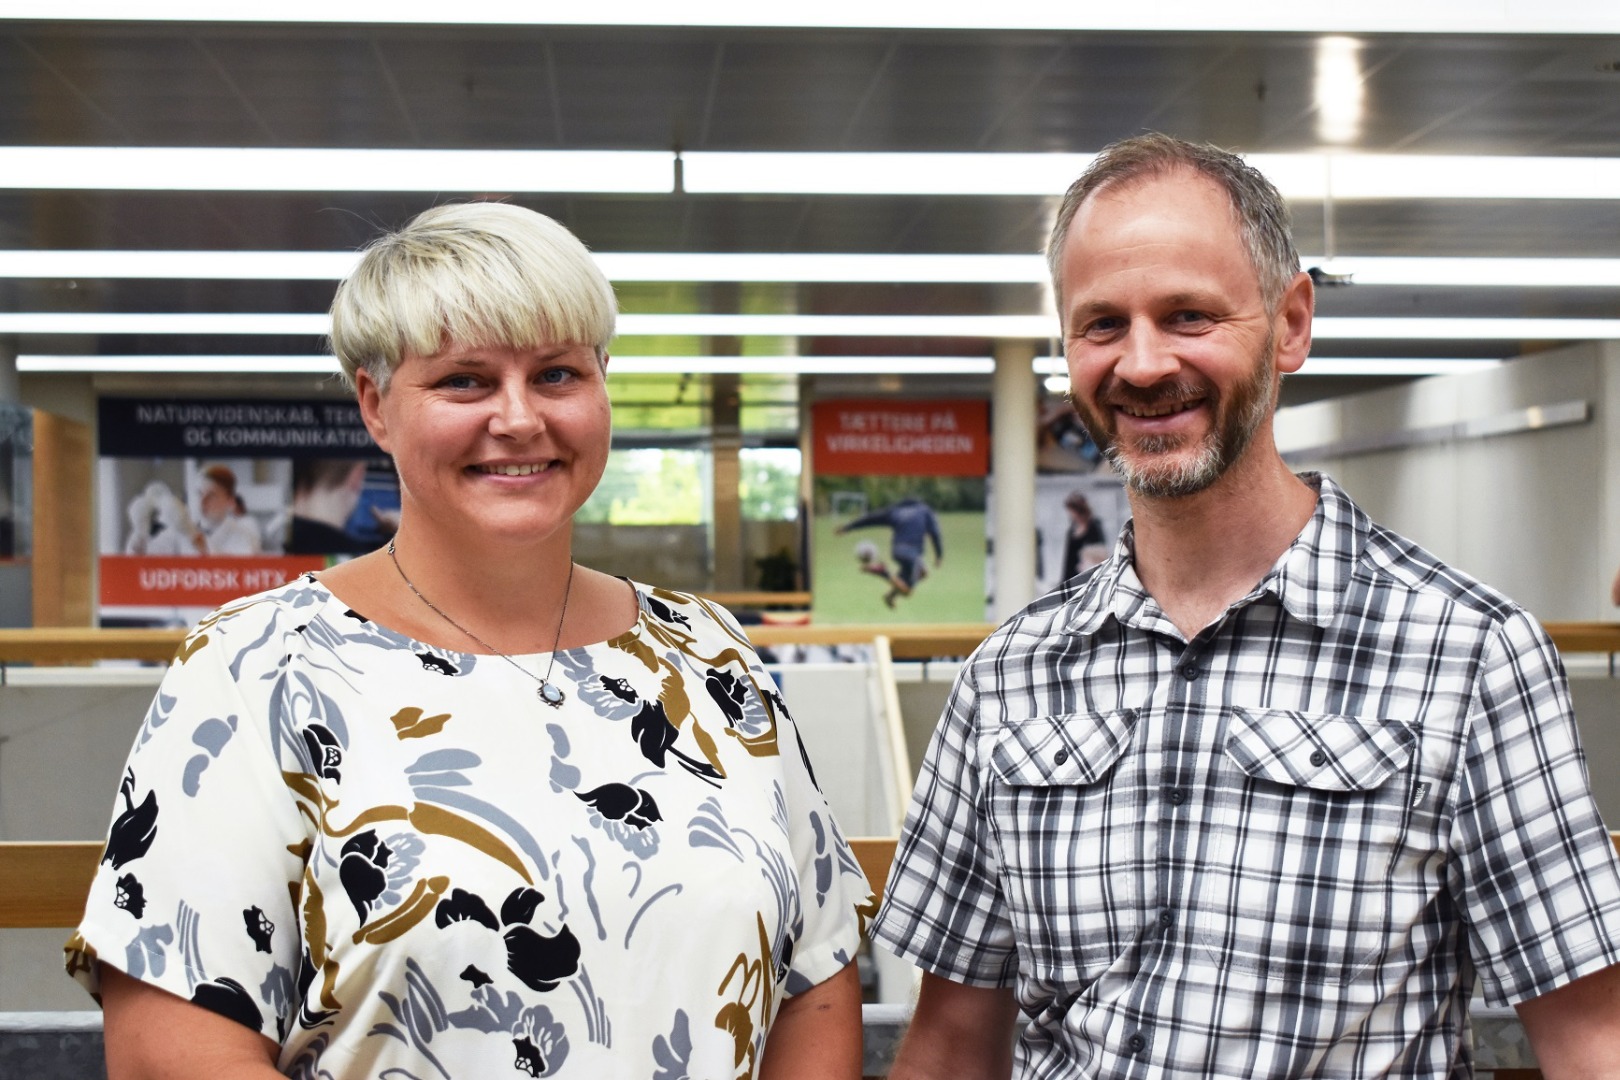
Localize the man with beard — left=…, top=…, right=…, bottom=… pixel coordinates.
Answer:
left=870, top=134, right=1620, bottom=1079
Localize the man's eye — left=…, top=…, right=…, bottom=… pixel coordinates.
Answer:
left=1169, top=310, right=1211, bottom=326
left=1081, top=317, right=1122, bottom=340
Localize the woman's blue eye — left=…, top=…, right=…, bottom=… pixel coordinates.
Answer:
left=540, top=367, right=574, bottom=384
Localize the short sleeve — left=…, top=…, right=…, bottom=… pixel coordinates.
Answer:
left=66, top=616, right=310, bottom=1040
left=869, top=660, right=1018, bottom=986
left=1452, top=609, right=1620, bottom=1006
left=723, top=605, right=873, bottom=995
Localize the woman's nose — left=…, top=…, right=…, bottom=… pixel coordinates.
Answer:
left=488, top=383, right=544, bottom=437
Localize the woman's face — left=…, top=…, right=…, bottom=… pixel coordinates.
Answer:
left=356, top=340, right=611, bottom=550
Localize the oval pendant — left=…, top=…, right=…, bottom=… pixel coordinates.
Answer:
left=538, top=682, right=566, bottom=708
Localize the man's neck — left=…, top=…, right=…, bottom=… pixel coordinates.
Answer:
left=1127, top=448, right=1318, bottom=640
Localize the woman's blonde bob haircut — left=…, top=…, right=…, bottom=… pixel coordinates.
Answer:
left=329, top=201, right=617, bottom=390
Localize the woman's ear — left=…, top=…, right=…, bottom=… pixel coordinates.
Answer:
left=354, top=367, right=392, bottom=454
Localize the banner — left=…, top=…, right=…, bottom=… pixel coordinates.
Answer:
left=98, top=396, right=396, bottom=627
left=811, top=399, right=988, bottom=477
left=809, top=398, right=989, bottom=624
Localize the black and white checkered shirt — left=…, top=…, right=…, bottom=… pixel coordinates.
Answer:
left=871, top=473, right=1620, bottom=1079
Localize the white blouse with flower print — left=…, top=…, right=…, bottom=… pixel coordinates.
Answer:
left=68, top=574, right=873, bottom=1079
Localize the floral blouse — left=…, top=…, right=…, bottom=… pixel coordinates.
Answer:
left=67, top=575, right=873, bottom=1078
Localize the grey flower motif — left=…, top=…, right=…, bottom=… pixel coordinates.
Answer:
left=652, top=1009, right=694, bottom=1080
left=512, top=1005, right=569, bottom=1077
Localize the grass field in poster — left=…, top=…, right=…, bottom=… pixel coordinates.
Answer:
left=810, top=476, right=986, bottom=624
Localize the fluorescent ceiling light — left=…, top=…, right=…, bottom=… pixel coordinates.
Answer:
left=10, top=1, right=1619, bottom=33
left=0, top=251, right=360, bottom=279
left=0, top=313, right=330, bottom=334
left=18, top=353, right=993, bottom=376
left=610, top=356, right=995, bottom=375
left=0, top=147, right=672, bottom=193
left=1, top=147, right=1617, bottom=200
left=683, top=152, right=1092, bottom=196
left=687, top=151, right=1620, bottom=200
left=1313, top=37, right=1365, bottom=145
left=6, top=250, right=1620, bottom=289
left=8, top=311, right=1620, bottom=341
left=1038, top=358, right=1507, bottom=386
left=16, top=355, right=341, bottom=374
left=1302, top=257, right=1620, bottom=288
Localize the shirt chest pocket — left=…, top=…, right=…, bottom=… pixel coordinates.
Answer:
left=987, top=709, right=1142, bottom=981
left=1195, top=707, right=1418, bottom=984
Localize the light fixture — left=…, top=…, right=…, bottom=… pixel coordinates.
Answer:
left=0, top=147, right=673, bottom=193
left=1038, top=358, right=1506, bottom=391
left=0, top=146, right=1617, bottom=200
left=16, top=355, right=341, bottom=374
left=16, top=353, right=995, bottom=376
left=11, top=2, right=1619, bottom=33
left=8, top=311, right=1620, bottom=341
left=5, top=250, right=1620, bottom=288
left=609, top=356, right=996, bottom=374
left=1314, top=36, right=1365, bottom=145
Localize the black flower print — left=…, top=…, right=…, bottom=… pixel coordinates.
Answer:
left=102, top=768, right=158, bottom=870
left=503, top=922, right=581, bottom=993
left=301, top=724, right=343, bottom=782
left=112, top=873, right=146, bottom=918
left=644, top=595, right=692, bottom=630
left=575, top=783, right=662, bottom=830
left=460, top=964, right=493, bottom=988
left=500, top=888, right=580, bottom=993
left=338, top=830, right=391, bottom=923
left=601, top=676, right=637, bottom=703
left=435, top=888, right=501, bottom=931
left=192, top=976, right=264, bottom=1032
left=704, top=669, right=747, bottom=727
left=416, top=651, right=459, bottom=676
left=513, top=1005, right=569, bottom=1077
left=244, top=906, right=275, bottom=953
left=630, top=700, right=723, bottom=783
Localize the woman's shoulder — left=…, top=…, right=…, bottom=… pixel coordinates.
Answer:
left=181, top=573, right=338, bottom=650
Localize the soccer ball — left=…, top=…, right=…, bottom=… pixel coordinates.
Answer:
left=853, top=541, right=879, bottom=567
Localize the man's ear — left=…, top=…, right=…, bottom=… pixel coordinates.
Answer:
left=1273, top=270, right=1315, bottom=375
left=354, top=367, right=392, bottom=454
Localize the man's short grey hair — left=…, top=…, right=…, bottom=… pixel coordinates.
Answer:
left=1045, top=133, right=1301, bottom=314
left=329, top=201, right=618, bottom=389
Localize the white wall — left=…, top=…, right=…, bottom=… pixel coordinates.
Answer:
left=1277, top=343, right=1620, bottom=622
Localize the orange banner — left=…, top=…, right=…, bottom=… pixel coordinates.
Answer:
left=812, top=399, right=989, bottom=476
left=101, top=555, right=324, bottom=608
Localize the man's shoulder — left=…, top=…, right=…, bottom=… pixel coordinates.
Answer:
left=969, top=569, right=1100, bottom=669
left=1353, top=516, right=1528, bottom=632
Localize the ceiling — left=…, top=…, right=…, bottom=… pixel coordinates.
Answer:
left=3, top=17, right=1620, bottom=409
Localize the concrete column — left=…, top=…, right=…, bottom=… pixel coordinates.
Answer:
left=992, top=340, right=1037, bottom=620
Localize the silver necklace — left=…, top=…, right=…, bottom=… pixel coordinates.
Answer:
left=387, top=539, right=574, bottom=708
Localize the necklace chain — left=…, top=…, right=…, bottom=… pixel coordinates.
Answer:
left=387, top=539, right=574, bottom=709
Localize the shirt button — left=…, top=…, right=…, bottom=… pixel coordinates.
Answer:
left=1054, top=748, right=1070, bottom=766
left=1158, top=909, right=1173, bottom=927
left=1179, top=663, right=1201, bottom=681
left=1167, top=788, right=1186, bottom=805
left=1127, top=1033, right=1146, bottom=1054
left=1122, top=707, right=1138, bottom=722
left=1310, top=750, right=1327, bottom=767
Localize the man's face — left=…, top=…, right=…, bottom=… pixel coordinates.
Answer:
left=1058, top=170, right=1288, bottom=500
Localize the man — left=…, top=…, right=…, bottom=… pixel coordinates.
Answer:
left=837, top=495, right=943, bottom=609
left=870, top=134, right=1620, bottom=1079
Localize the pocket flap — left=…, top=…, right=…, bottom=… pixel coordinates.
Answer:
left=990, top=709, right=1139, bottom=787
left=1225, top=707, right=1415, bottom=792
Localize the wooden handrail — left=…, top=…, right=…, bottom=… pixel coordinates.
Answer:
left=1, top=621, right=1616, bottom=665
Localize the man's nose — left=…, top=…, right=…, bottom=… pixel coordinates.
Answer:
left=1113, top=321, right=1180, bottom=385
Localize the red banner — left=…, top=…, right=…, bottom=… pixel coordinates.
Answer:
left=101, top=555, right=324, bottom=608
left=812, top=399, right=989, bottom=477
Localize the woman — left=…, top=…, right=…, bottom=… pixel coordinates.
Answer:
left=67, top=202, right=873, bottom=1079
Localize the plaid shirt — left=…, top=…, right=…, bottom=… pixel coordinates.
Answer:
left=871, top=473, right=1620, bottom=1079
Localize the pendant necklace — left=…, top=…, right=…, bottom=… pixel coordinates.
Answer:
left=387, top=539, right=574, bottom=708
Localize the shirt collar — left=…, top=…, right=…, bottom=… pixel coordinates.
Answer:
left=1061, top=471, right=1369, bottom=638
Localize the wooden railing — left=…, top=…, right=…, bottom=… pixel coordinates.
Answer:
left=1, top=621, right=1614, bottom=667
